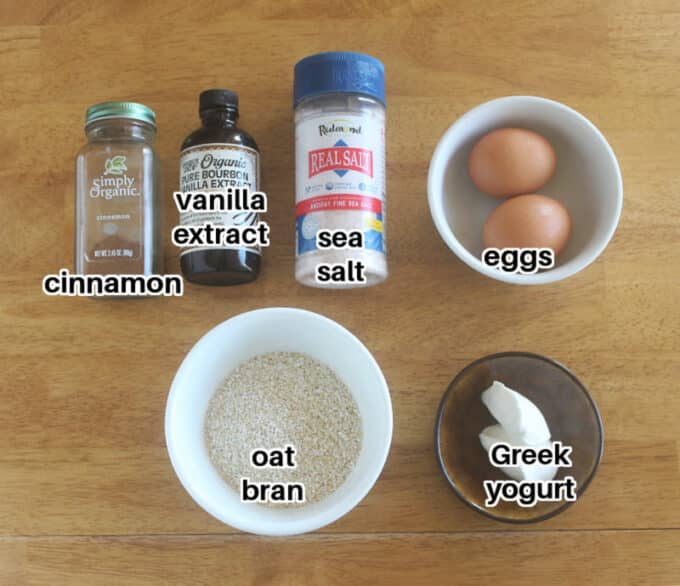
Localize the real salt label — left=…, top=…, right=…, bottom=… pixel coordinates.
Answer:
left=295, top=112, right=386, bottom=256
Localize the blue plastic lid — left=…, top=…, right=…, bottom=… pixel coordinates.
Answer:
left=294, top=52, right=385, bottom=107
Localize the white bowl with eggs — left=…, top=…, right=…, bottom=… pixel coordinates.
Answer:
left=165, top=307, right=393, bottom=536
left=428, top=96, right=623, bottom=285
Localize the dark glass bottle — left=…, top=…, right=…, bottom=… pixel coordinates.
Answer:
left=179, top=89, right=261, bottom=285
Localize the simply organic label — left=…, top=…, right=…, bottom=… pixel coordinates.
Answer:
left=89, top=155, right=141, bottom=200
left=179, top=144, right=260, bottom=255
left=85, top=154, right=142, bottom=261
left=295, top=113, right=386, bottom=257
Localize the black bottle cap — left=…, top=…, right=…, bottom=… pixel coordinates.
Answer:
left=199, top=89, right=239, bottom=113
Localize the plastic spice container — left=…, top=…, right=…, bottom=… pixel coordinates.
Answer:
left=75, top=102, right=162, bottom=277
left=294, top=52, right=387, bottom=288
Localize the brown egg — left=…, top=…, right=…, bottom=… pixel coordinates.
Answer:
left=483, top=194, right=572, bottom=254
left=469, top=128, right=557, bottom=198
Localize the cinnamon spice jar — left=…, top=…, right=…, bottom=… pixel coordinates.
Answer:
left=74, top=102, right=162, bottom=280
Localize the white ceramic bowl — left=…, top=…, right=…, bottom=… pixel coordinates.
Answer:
left=428, top=96, right=623, bottom=285
left=165, top=307, right=392, bottom=536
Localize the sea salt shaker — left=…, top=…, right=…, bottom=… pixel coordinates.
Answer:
left=294, top=52, right=387, bottom=288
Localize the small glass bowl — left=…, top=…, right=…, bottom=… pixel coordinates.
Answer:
left=435, top=352, right=604, bottom=523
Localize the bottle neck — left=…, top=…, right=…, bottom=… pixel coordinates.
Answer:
left=200, top=108, right=239, bottom=128
left=86, top=118, right=156, bottom=142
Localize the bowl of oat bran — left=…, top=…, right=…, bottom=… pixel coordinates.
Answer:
left=165, top=307, right=393, bottom=536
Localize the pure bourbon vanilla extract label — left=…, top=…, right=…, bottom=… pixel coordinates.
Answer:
left=179, top=144, right=260, bottom=256
left=295, top=113, right=386, bottom=257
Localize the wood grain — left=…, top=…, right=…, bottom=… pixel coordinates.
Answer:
left=3, top=532, right=680, bottom=585
left=1, top=0, right=679, bottom=583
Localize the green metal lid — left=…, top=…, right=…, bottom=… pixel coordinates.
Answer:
left=85, top=101, right=156, bottom=127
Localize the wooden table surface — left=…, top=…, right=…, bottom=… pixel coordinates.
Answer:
left=2, top=0, right=680, bottom=584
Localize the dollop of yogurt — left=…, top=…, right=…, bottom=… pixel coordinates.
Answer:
left=479, top=380, right=556, bottom=481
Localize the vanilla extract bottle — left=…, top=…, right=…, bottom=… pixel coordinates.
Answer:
left=179, top=89, right=261, bottom=285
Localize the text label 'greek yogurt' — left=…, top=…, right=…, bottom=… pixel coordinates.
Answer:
left=483, top=441, right=577, bottom=508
